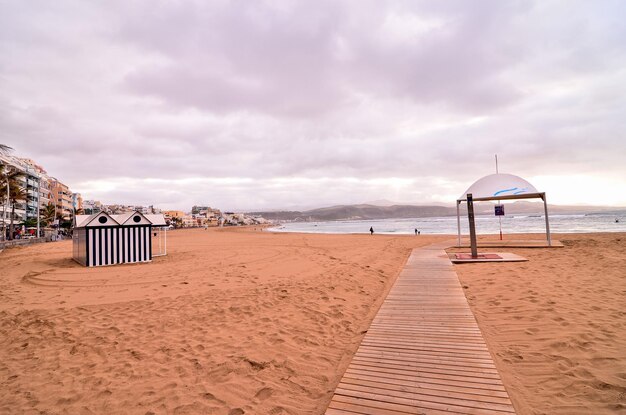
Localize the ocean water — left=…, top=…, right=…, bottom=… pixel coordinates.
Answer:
left=269, top=213, right=626, bottom=235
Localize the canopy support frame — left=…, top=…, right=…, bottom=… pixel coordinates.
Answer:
left=455, top=192, right=552, bottom=247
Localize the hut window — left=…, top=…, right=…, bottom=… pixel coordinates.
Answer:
left=133, top=215, right=141, bottom=223
left=98, top=216, right=108, bottom=224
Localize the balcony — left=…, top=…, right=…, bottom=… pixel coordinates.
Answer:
left=13, top=203, right=27, bottom=211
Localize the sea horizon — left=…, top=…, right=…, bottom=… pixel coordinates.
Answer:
left=269, top=212, right=626, bottom=235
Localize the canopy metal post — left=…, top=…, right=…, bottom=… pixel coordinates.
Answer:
left=456, top=200, right=461, bottom=247
left=467, top=193, right=478, bottom=258
left=542, top=193, right=551, bottom=246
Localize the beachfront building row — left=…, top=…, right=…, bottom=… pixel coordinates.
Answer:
left=0, top=154, right=82, bottom=236
left=0, top=155, right=42, bottom=227
left=164, top=207, right=224, bottom=228
left=82, top=199, right=103, bottom=215
left=1, top=156, right=45, bottom=226
left=222, top=212, right=269, bottom=226
left=104, top=204, right=162, bottom=215
left=161, top=208, right=268, bottom=228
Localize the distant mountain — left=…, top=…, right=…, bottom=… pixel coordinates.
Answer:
left=362, top=199, right=401, bottom=207
left=249, top=204, right=455, bottom=221
left=248, top=201, right=625, bottom=222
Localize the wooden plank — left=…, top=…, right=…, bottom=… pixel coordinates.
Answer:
left=332, top=392, right=514, bottom=415
left=328, top=399, right=423, bottom=415
left=346, top=363, right=506, bottom=387
left=351, top=355, right=500, bottom=376
left=361, top=335, right=491, bottom=349
left=325, top=243, right=516, bottom=414
left=354, top=349, right=499, bottom=370
left=354, top=351, right=496, bottom=365
left=358, top=341, right=494, bottom=358
left=341, top=372, right=512, bottom=399
left=336, top=383, right=516, bottom=412
left=343, top=368, right=509, bottom=395
left=329, top=395, right=460, bottom=415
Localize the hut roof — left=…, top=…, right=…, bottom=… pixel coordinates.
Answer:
left=75, top=211, right=167, bottom=228
left=145, top=214, right=167, bottom=226
left=75, top=212, right=121, bottom=228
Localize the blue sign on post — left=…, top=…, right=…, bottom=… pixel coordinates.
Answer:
left=495, top=204, right=505, bottom=216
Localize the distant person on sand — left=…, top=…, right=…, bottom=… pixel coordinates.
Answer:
left=414, top=228, right=417, bottom=235
left=370, top=226, right=374, bottom=235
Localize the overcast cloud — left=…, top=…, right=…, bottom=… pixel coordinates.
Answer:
left=1, top=0, right=625, bottom=210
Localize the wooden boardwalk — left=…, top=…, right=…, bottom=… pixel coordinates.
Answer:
left=325, top=243, right=516, bottom=415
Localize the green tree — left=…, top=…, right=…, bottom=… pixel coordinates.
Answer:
left=0, top=144, right=12, bottom=155
left=1, top=163, right=26, bottom=240
left=40, top=203, right=56, bottom=227
left=0, top=145, right=14, bottom=239
left=21, top=218, right=38, bottom=228
left=7, top=177, right=26, bottom=239
left=171, top=216, right=183, bottom=228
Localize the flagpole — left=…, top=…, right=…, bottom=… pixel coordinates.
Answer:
left=496, top=154, right=502, bottom=240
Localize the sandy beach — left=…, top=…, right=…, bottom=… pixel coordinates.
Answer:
left=1, top=229, right=625, bottom=414
left=0, top=228, right=442, bottom=414
left=451, top=233, right=626, bottom=414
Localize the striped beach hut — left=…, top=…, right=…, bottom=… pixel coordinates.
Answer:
left=73, top=211, right=166, bottom=267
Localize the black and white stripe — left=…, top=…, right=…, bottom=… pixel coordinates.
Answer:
left=85, top=226, right=152, bottom=267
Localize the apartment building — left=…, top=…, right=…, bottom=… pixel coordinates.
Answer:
left=49, top=178, right=73, bottom=220
left=72, top=193, right=83, bottom=212
left=0, top=154, right=42, bottom=225
left=82, top=200, right=103, bottom=215
left=19, top=158, right=51, bottom=213
left=164, top=210, right=185, bottom=219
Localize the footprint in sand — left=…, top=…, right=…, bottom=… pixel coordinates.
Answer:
left=255, top=387, right=273, bottom=400
left=200, top=392, right=224, bottom=403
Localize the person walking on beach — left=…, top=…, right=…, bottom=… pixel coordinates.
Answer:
left=369, top=226, right=374, bottom=235
left=414, top=228, right=417, bottom=235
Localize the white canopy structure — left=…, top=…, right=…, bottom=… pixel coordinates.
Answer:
left=456, top=173, right=551, bottom=245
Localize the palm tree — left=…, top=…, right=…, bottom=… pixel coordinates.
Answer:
left=0, top=164, right=22, bottom=239
left=40, top=203, right=56, bottom=227
left=172, top=216, right=183, bottom=228
left=0, top=144, right=12, bottom=155
left=7, top=177, right=26, bottom=239
left=22, top=218, right=38, bottom=228
left=0, top=145, right=15, bottom=240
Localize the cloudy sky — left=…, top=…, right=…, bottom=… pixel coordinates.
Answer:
left=2, top=0, right=625, bottom=210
